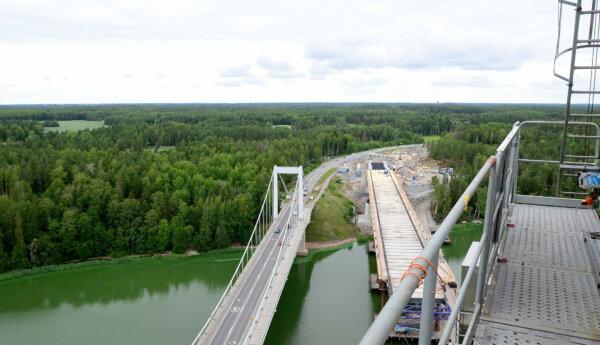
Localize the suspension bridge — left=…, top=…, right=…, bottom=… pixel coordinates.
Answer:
left=193, top=2, right=600, bottom=344
left=191, top=149, right=387, bottom=345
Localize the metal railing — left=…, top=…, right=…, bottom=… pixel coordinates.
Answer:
left=192, top=173, right=276, bottom=345
left=359, top=121, right=536, bottom=345
left=513, top=121, right=600, bottom=197
left=241, top=177, right=302, bottom=344
left=192, top=168, right=305, bottom=345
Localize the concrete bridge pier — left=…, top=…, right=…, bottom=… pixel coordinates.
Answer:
left=297, top=231, right=308, bottom=256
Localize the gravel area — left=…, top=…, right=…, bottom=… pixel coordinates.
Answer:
left=337, top=144, right=444, bottom=235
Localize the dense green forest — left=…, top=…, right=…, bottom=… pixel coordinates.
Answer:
left=429, top=119, right=585, bottom=222
left=0, top=103, right=563, bottom=273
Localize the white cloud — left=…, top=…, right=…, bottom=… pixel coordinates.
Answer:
left=219, top=65, right=253, bottom=79
left=218, top=64, right=265, bottom=87
left=256, top=55, right=303, bottom=79
left=432, top=75, right=496, bottom=89
left=0, top=0, right=566, bottom=103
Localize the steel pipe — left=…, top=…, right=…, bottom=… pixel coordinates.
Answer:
left=476, top=155, right=498, bottom=304
left=438, top=233, right=487, bottom=345
left=418, top=251, right=438, bottom=345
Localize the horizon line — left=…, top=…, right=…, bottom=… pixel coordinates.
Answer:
left=0, top=101, right=569, bottom=107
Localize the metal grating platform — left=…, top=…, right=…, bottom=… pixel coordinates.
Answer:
left=476, top=323, right=600, bottom=345
left=475, top=203, right=600, bottom=344
left=586, top=232, right=600, bottom=288
left=489, top=261, right=600, bottom=333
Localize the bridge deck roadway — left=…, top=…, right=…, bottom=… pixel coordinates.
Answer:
left=368, top=168, right=454, bottom=299
left=475, top=203, right=600, bottom=344
left=196, top=148, right=393, bottom=345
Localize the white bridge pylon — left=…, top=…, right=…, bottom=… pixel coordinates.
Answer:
left=272, top=165, right=304, bottom=220
left=191, top=165, right=307, bottom=345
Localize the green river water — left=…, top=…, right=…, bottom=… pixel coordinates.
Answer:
left=0, top=227, right=480, bottom=345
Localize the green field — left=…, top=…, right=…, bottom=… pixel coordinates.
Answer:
left=272, top=124, right=292, bottom=130
left=316, top=167, right=336, bottom=185
left=306, top=177, right=359, bottom=242
left=422, top=135, right=441, bottom=143
left=44, top=120, right=106, bottom=133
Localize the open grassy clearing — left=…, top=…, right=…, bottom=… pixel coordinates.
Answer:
left=306, top=177, right=360, bottom=242
left=316, top=167, right=336, bottom=185
left=422, top=135, right=441, bottom=143
left=43, top=120, right=107, bottom=132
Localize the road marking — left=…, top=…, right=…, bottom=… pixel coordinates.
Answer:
left=220, top=210, right=291, bottom=344
left=234, top=203, right=300, bottom=341
left=199, top=150, right=389, bottom=344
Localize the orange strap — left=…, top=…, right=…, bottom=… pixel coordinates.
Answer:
left=400, top=256, right=447, bottom=288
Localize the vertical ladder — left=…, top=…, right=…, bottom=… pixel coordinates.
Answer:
left=556, top=0, right=600, bottom=196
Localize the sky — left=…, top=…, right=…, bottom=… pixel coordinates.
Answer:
left=0, top=0, right=571, bottom=104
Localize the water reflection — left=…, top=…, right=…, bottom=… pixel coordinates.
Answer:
left=442, top=225, right=483, bottom=285
left=265, top=246, right=340, bottom=344
left=0, top=253, right=239, bottom=313
left=265, top=243, right=375, bottom=345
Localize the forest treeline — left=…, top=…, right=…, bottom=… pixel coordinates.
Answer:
left=0, top=103, right=563, bottom=273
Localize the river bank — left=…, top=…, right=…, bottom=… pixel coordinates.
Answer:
left=0, top=234, right=364, bottom=282
left=0, top=202, right=479, bottom=345
left=0, top=247, right=244, bottom=282
left=0, top=227, right=478, bottom=345
left=0, top=250, right=240, bottom=345
left=306, top=237, right=356, bottom=250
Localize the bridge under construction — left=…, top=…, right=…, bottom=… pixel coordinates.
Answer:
left=194, top=2, right=600, bottom=344
left=367, top=161, right=458, bottom=339
left=191, top=149, right=391, bottom=345
left=359, top=1, right=600, bottom=343
left=360, top=120, right=600, bottom=345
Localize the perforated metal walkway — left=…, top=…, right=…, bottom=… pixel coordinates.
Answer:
left=475, top=203, right=600, bottom=344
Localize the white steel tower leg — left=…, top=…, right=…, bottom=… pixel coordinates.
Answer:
left=272, top=168, right=278, bottom=220
left=298, top=166, right=304, bottom=219
left=297, top=165, right=308, bottom=256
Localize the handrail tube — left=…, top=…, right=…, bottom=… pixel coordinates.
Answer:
left=461, top=302, right=482, bottom=344
left=559, top=0, right=577, bottom=7
left=512, top=132, right=520, bottom=196
left=515, top=120, right=600, bottom=196
left=496, top=124, right=521, bottom=153
left=518, top=158, right=561, bottom=164
left=358, top=156, right=497, bottom=345
left=502, top=165, right=514, bottom=212
left=438, top=233, right=487, bottom=345
left=476, top=153, right=498, bottom=305
left=418, top=250, right=438, bottom=345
